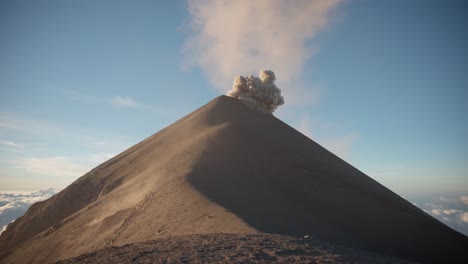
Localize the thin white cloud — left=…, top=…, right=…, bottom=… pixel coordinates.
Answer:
left=6, top=152, right=117, bottom=179
left=111, top=96, right=139, bottom=108
left=0, top=112, right=132, bottom=190
left=0, top=140, right=25, bottom=153
left=0, top=141, right=23, bottom=149
left=10, top=157, right=89, bottom=178
left=65, top=90, right=153, bottom=111
left=0, top=151, right=121, bottom=191
left=110, top=96, right=161, bottom=113
left=0, top=113, right=132, bottom=151
left=183, top=0, right=343, bottom=104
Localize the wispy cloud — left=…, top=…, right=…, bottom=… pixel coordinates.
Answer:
left=111, top=96, right=139, bottom=108
left=7, top=151, right=118, bottom=179
left=64, top=89, right=158, bottom=112
left=183, top=0, right=343, bottom=104
left=3, top=152, right=117, bottom=177
left=0, top=112, right=132, bottom=149
left=0, top=140, right=24, bottom=153
left=9, top=157, right=89, bottom=178
left=0, top=140, right=24, bottom=149
left=109, top=96, right=162, bottom=113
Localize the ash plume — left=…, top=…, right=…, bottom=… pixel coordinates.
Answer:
left=227, top=70, right=284, bottom=114
left=184, top=0, right=343, bottom=103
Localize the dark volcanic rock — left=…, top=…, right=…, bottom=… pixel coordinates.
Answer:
left=57, top=233, right=415, bottom=264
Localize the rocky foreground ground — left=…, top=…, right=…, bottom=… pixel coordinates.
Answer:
left=57, top=233, right=415, bottom=263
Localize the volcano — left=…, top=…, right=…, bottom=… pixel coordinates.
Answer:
left=0, top=96, right=466, bottom=263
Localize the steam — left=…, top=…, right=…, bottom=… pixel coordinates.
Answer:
left=227, top=70, right=284, bottom=114
left=184, top=0, right=343, bottom=103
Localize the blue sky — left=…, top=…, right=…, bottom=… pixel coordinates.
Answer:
left=0, top=0, right=467, bottom=201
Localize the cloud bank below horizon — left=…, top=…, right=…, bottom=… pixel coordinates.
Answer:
left=0, top=188, right=58, bottom=235
left=414, top=195, right=468, bottom=236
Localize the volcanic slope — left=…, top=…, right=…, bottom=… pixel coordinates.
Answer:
left=0, top=95, right=466, bottom=263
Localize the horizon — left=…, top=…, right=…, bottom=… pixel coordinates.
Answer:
left=1, top=0, right=467, bottom=236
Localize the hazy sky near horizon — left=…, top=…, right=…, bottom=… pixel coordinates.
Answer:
left=0, top=0, right=467, bottom=199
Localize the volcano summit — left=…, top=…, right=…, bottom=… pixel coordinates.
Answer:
left=0, top=95, right=466, bottom=263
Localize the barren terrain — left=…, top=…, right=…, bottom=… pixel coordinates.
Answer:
left=57, top=233, right=415, bottom=264
left=1, top=96, right=466, bottom=263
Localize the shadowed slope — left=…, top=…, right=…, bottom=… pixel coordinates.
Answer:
left=0, top=96, right=466, bottom=264
left=187, top=97, right=468, bottom=262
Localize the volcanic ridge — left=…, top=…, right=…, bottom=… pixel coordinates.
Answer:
left=0, top=95, right=466, bottom=263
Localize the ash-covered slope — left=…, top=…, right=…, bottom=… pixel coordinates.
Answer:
left=57, top=233, right=415, bottom=264
left=0, top=96, right=466, bottom=263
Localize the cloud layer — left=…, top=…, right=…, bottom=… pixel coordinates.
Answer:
left=111, top=96, right=139, bottom=108
left=0, top=188, right=58, bottom=234
left=414, top=195, right=468, bottom=236
left=184, top=0, right=342, bottom=103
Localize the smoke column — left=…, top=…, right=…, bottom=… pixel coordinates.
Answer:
left=184, top=0, right=342, bottom=103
